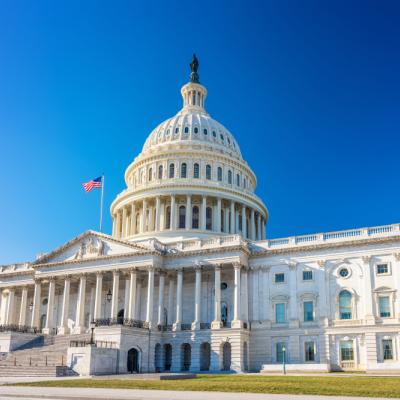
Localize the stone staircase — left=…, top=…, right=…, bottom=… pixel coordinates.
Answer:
left=0, top=333, right=90, bottom=377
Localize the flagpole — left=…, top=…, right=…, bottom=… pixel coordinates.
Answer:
left=99, top=174, right=105, bottom=232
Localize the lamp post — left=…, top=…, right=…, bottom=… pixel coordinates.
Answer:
left=282, top=346, right=286, bottom=375
left=106, top=288, right=112, bottom=303
left=89, top=321, right=96, bottom=345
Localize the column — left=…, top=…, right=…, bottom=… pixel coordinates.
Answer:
left=59, top=277, right=71, bottom=334
left=257, top=213, right=262, bottom=240
left=123, top=274, right=130, bottom=318
left=252, top=267, right=260, bottom=321
left=148, top=204, right=154, bottom=231
left=224, top=206, right=230, bottom=233
left=141, top=199, right=147, bottom=232
left=250, top=209, right=256, bottom=240
left=18, top=287, right=28, bottom=327
left=393, top=253, right=400, bottom=319
left=241, top=204, right=247, bottom=238
left=110, top=271, right=120, bottom=320
left=115, top=212, right=122, bottom=238
left=160, top=202, right=165, bottom=231
left=145, top=267, right=155, bottom=328
left=122, top=207, right=128, bottom=238
left=31, top=281, right=41, bottom=329
left=112, top=214, right=116, bottom=236
left=170, top=195, right=176, bottom=230
left=167, top=275, right=175, bottom=325
left=261, top=218, right=266, bottom=239
left=130, top=203, right=136, bottom=235
left=288, top=262, right=299, bottom=328
left=230, top=201, right=235, bottom=234
left=74, top=274, right=87, bottom=333
left=212, top=265, right=223, bottom=329
left=201, top=196, right=207, bottom=230
left=155, top=196, right=161, bottom=231
left=192, top=265, right=202, bottom=330
left=262, top=266, right=271, bottom=324
left=363, top=256, right=375, bottom=324
left=216, top=198, right=222, bottom=233
left=241, top=268, right=249, bottom=322
left=236, top=211, right=240, bottom=234
left=93, top=272, right=103, bottom=320
left=173, top=269, right=183, bottom=331
left=128, top=269, right=137, bottom=319
left=232, top=263, right=242, bottom=328
left=135, top=279, right=142, bottom=320
left=89, top=285, right=95, bottom=326
left=157, top=272, right=165, bottom=326
left=185, top=195, right=192, bottom=230
left=5, top=289, right=15, bottom=325
left=43, top=279, right=55, bottom=334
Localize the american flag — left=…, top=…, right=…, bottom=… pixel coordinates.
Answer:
left=82, top=176, right=102, bottom=192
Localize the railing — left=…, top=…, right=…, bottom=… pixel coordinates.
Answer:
left=94, top=318, right=149, bottom=329
left=340, top=361, right=355, bottom=369
left=181, top=324, right=192, bottom=331
left=200, top=322, right=211, bottom=330
left=0, top=325, right=38, bottom=334
left=8, top=355, right=66, bottom=367
left=69, top=340, right=117, bottom=348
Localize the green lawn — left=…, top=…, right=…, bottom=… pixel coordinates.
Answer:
left=14, top=374, right=400, bottom=398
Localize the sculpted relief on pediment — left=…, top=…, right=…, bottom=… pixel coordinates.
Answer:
left=74, top=237, right=105, bottom=260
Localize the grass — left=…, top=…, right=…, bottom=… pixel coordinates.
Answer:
left=13, top=374, right=400, bottom=398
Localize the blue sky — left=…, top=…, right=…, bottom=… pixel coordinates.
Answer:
left=1, top=0, right=399, bottom=264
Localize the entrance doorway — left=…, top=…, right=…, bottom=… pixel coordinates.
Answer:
left=127, top=348, right=140, bottom=373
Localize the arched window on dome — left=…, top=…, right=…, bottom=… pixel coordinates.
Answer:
left=165, top=206, right=171, bottom=230
left=339, top=290, right=353, bottom=320
left=158, top=165, right=163, bottom=180
left=193, top=163, right=200, bottom=179
left=217, top=167, right=222, bottom=182
left=175, top=127, right=179, bottom=134
left=206, top=165, right=212, bottom=180
left=228, top=170, right=232, bottom=185
left=236, top=174, right=240, bottom=186
left=194, top=127, right=198, bottom=134
left=148, top=168, right=152, bottom=182
left=192, top=206, right=199, bottom=229
left=212, top=131, right=216, bottom=138
left=184, top=127, right=189, bottom=134
left=206, top=207, right=213, bottom=230
left=203, top=129, right=208, bottom=135
left=169, top=163, right=175, bottom=178
left=179, top=206, right=186, bottom=229
left=181, top=163, right=187, bottom=178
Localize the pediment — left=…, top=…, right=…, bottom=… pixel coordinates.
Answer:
left=34, top=231, right=154, bottom=265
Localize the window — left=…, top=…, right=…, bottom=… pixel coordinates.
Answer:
left=206, top=165, right=212, bottom=180
left=305, top=342, right=315, bottom=362
left=340, top=341, right=354, bottom=361
left=181, top=163, right=187, bottom=178
left=165, top=206, right=171, bottom=229
left=228, top=170, right=232, bottom=184
left=339, top=290, right=352, bottom=320
left=206, top=207, right=212, bottom=230
left=158, top=165, right=163, bottom=179
left=303, top=270, right=313, bottom=281
left=383, top=339, right=393, bottom=360
left=377, top=264, right=389, bottom=275
left=276, top=342, right=286, bottom=363
left=379, top=296, right=391, bottom=318
left=194, top=127, right=198, bottom=134
left=175, top=127, right=179, bottom=134
left=217, top=167, right=222, bottom=181
left=236, top=174, right=240, bottom=186
left=193, top=163, right=200, bottom=178
left=275, top=273, right=285, bottom=283
left=148, top=167, right=152, bottom=181
left=220, top=134, right=224, bottom=141
left=192, top=206, right=199, bottom=229
left=275, top=303, right=285, bottom=323
left=179, top=206, right=186, bottom=229
left=339, top=268, right=349, bottom=278
left=212, top=130, right=216, bottom=138
left=169, top=163, right=175, bottom=178
left=304, top=301, right=314, bottom=322
left=184, top=127, right=189, bottom=133
left=203, top=129, right=208, bottom=135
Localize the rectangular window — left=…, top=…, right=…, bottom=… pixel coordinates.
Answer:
left=303, top=270, right=313, bottom=281
left=383, top=339, right=393, bottom=360
left=275, top=303, right=286, bottom=323
left=303, top=301, right=314, bottom=322
left=377, top=264, right=389, bottom=275
left=340, top=341, right=354, bottom=361
left=379, top=296, right=391, bottom=318
left=305, top=342, right=315, bottom=362
left=276, top=342, right=286, bottom=363
left=275, top=273, right=285, bottom=283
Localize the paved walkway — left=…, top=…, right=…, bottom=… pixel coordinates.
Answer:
left=0, top=386, right=392, bottom=400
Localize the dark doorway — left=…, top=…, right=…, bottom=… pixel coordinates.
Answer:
left=127, top=348, right=139, bottom=373
left=164, top=344, right=172, bottom=371
left=117, top=309, right=124, bottom=324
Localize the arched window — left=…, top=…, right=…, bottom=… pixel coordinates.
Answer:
left=181, top=163, right=187, bottom=178
left=194, top=127, right=198, bottom=134
left=169, top=163, right=175, bottom=178
left=179, top=206, right=186, bottom=229
left=206, top=207, right=212, bottom=230
left=158, top=165, right=163, bottom=180
left=236, top=174, right=240, bottom=186
left=217, top=167, right=222, bottom=181
left=192, top=206, right=199, bottom=229
left=339, top=290, right=352, bottom=320
left=203, top=129, right=208, bottom=135
left=206, top=165, right=212, bottom=180
left=148, top=168, right=152, bottom=182
left=165, top=206, right=171, bottom=229
left=184, top=126, right=189, bottom=134
left=193, top=163, right=200, bottom=179
left=221, top=302, right=228, bottom=326
left=228, top=170, right=232, bottom=184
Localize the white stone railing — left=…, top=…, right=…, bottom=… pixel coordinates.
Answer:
left=170, top=235, right=244, bottom=252
left=265, top=223, right=400, bottom=249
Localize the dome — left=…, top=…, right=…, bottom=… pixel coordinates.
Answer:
left=111, top=55, right=268, bottom=243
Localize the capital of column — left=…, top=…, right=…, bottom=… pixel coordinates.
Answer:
left=112, top=269, right=120, bottom=277
left=394, top=253, right=400, bottom=261
left=362, top=255, right=372, bottom=264
left=233, top=262, right=242, bottom=271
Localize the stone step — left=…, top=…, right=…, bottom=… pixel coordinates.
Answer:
left=0, top=366, right=74, bottom=377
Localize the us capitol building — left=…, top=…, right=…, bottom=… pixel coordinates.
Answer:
left=1, top=56, right=399, bottom=376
